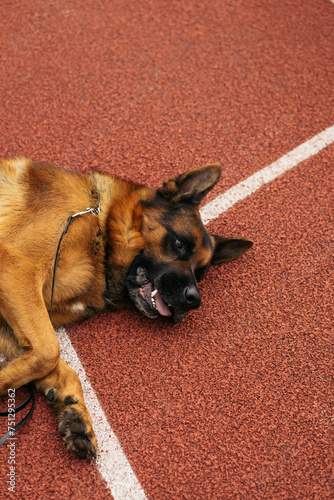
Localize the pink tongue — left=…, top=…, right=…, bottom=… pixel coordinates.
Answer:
left=154, top=291, right=172, bottom=317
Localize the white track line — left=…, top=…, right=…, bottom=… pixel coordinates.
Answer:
left=200, top=125, right=334, bottom=224
left=56, top=328, right=147, bottom=500
left=57, top=125, right=334, bottom=499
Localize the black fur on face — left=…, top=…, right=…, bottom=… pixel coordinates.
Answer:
left=124, top=164, right=253, bottom=323
left=126, top=253, right=201, bottom=323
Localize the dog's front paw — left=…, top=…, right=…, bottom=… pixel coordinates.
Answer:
left=46, top=389, right=97, bottom=459
left=58, top=406, right=97, bottom=459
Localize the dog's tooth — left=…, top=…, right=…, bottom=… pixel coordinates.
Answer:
left=151, top=289, right=158, bottom=298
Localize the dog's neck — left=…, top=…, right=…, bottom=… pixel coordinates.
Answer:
left=91, top=172, right=154, bottom=307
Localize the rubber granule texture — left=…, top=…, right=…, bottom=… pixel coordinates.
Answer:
left=1, top=0, right=333, bottom=499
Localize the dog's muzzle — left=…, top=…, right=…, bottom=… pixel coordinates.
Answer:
left=126, top=264, right=201, bottom=323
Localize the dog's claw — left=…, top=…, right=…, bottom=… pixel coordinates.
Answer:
left=64, top=395, right=78, bottom=406
left=46, top=388, right=56, bottom=402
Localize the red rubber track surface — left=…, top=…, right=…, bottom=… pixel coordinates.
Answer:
left=1, top=0, right=333, bottom=498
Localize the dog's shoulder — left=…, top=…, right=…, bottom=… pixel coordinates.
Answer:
left=0, top=156, right=86, bottom=198
left=0, top=158, right=94, bottom=243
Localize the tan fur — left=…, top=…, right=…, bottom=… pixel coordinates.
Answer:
left=0, top=158, right=153, bottom=457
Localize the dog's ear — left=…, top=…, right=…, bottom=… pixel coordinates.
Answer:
left=158, top=164, right=222, bottom=206
left=211, top=236, right=253, bottom=265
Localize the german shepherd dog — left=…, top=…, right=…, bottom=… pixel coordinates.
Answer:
left=0, top=158, right=253, bottom=458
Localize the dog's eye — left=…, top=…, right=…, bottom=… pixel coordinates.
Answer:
left=174, top=238, right=183, bottom=250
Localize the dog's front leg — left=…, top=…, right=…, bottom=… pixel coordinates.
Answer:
left=0, top=248, right=60, bottom=393
left=35, top=358, right=97, bottom=459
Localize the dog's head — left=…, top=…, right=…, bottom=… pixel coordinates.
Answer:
left=125, top=164, right=253, bottom=323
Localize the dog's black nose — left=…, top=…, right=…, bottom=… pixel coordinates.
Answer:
left=185, top=285, right=201, bottom=309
